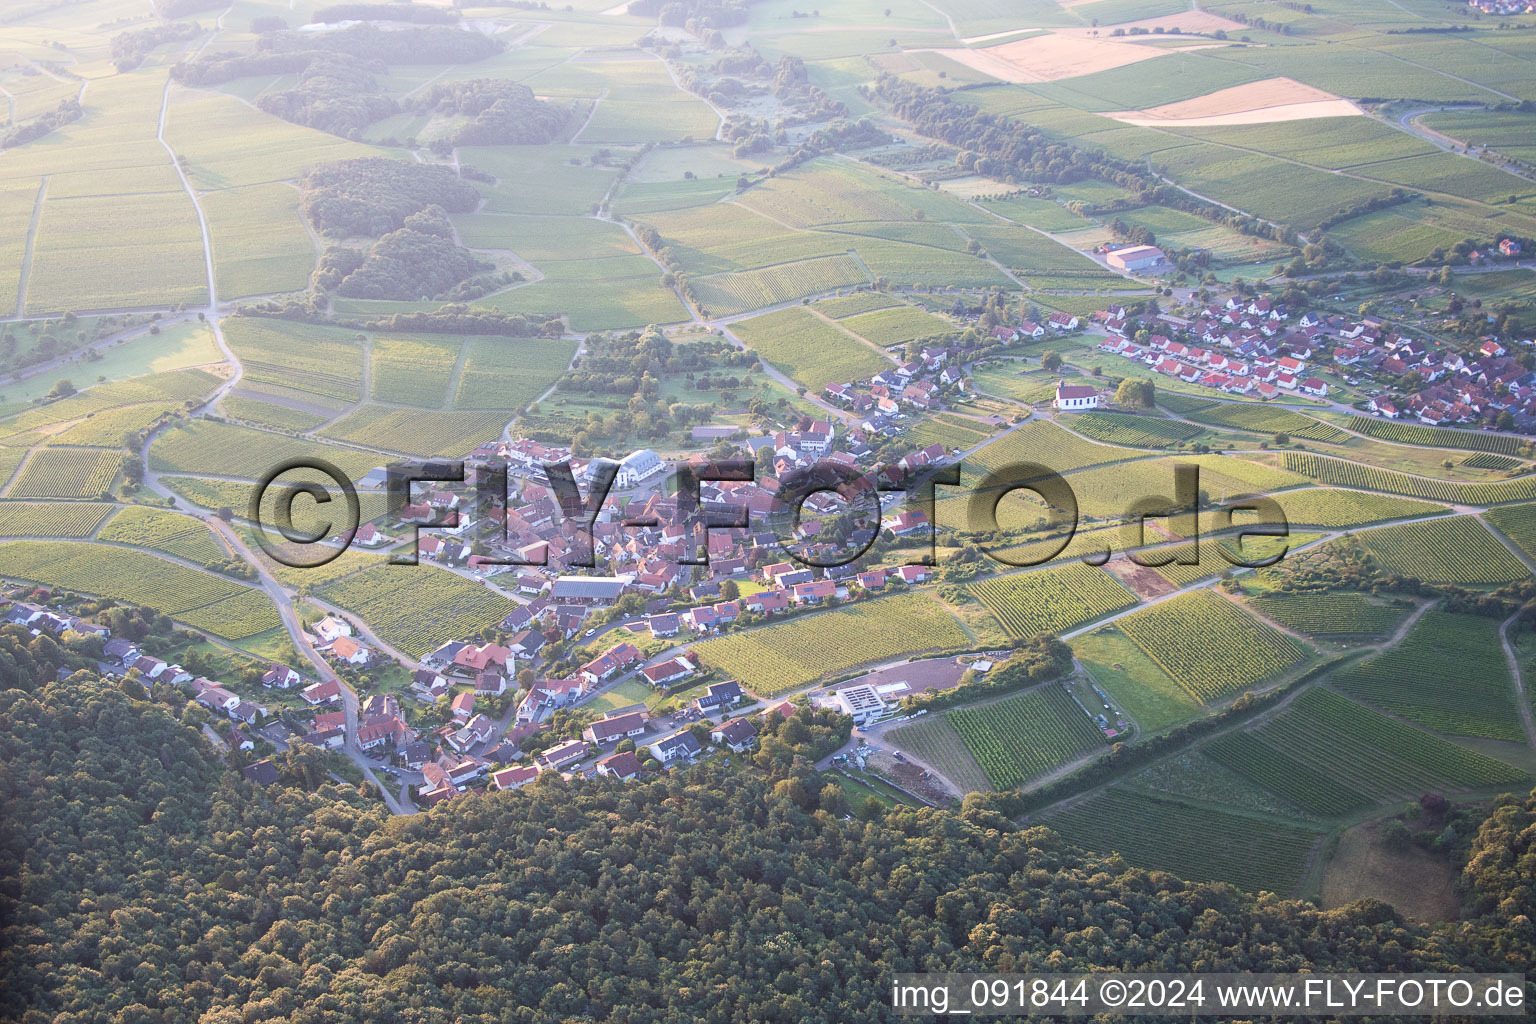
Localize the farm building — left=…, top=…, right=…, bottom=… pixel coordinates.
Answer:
left=1105, top=245, right=1166, bottom=272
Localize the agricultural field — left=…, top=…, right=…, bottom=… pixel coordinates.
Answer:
left=691, top=255, right=871, bottom=317
left=149, top=420, right=381, bottom=481
left=0, top=540, right=278, bottom=639
left=1199, top=404, right=1349, bottom=443
left=947, top=685, right=1107, bottom=790
left=1248, top=592, right=1411, bottom=638
left=1332, top=609, right=1522, bottom=741
left=1042, top=787, right=1323, bottom=893
left=320, top=563, right=517, bottom=659
left=0, top=501, right=114, bottom=537
left=1243, top=688, right=1525, bottom=799
left=320, top=407, right=509, bottom=458
left=222, top=318, right=364, bottom=407
left=1269, top=488, right=1445, bottom=529
left=200, top=183, right=315, bottom=299
left=904, top=417, right=992, bottom=455
left=454, top=336, right=578, bottom=412
left=838, top=306, right=955, bottom=347
left=693, top=592, right=973, bottom=696
left=1355, top=516, right=1527, bottom=586
left=968, top=418, right=1133, bottom=476
left=968, top=562, right=1136, bottom=639
left=1278, top=452, right=1536, bottom=505
left=44, top=403, right=172, bottom=449
left=5, top=447, right=120, bottom=499
left=884, top=715, right=992, bottom=794
left=812, top=292, right=903, bottom=319
left=1066, top=412, right=1202, bottom=449
left=219, top=395, right=331, bottom=433
left=1484, top=501, right=1536, bottom=562
left=729, top=307, right=891, bottom=392
left=97, top=506, right=233, bottom=571
left=1338, top=415, right=1528, bottom=455
left=368, top=335, right=462, bottom=407
left=1116, top=590, right=1308, bottom=703
left=1201, top=732, right=1376, bottom=818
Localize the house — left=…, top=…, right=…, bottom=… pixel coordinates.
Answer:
left=491, top=764, right=540, bottom=790
left=1499, top=238, right=1522, bottom=258
left=1298, top=377, right=1329, bottom=397
left=584, top=710, right=649, bottom=745
left=792, top=579, right=835, bottom=605
left=1053, top=381, right=1099, bottom=412
left=229, top=700, right=266, bottom=725
left=596, top=750, right=645, bottom=781
left=1018, top=320, right=1045, bottom=339
left=710, top=717, right=757, bottom=752
left=507, top=630, right=546, bottom=657
left=640, top=657, right=695, bottom=688
left=194, top=684, right=240, bottom=713
left=538, top=738, right=590, bottom=770
left=884, top=510, right=929, bottom=536
left=451, top=691, right=477, bottom=722
left=447, top=713, right=496, bottom=752
left=834, top=683, right=887, bottom=725
left=261, top=664, right=302, bottom=689
left=579, top=642, right=642, bottom=684
left=474, top=672, right=507, bottom=696
left=313, top=615, right=352, bottom=643
left=242, top=760, right=281, bottom=786
left=103, top=638, right=139, bottom=666
left=399, top=740, right=433, bottom=768
left=550, top=575, right=630, bottom=605
left=648, top=612, right=680, bottom=637
left=1048, top=313, right=1079, bottom=331
left=328, top=636, right=370, bottom=666
left=695, top=680, right=745, bottom=711
left=301, top=679, right=343, bottom=705
left=451, top=642, right=512, bottom=677
left=650, top=730, right=703, bottom=765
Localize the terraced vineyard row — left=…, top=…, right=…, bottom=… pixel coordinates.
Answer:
left=1042, top=787, right=1322, bottom=893
left=694, top=592, right=972, bottom=696
left=1116, top=590, right=1306, bottom=702
left=320, top=562, right=516, bottom=659
left=949, top=685, right=1106, bottom=790
left=969, top=562, right=1137, bottom=639
left=1340, top=415, right=1527, bottom=455
left=1331, top=609, right=1521, bottom=741
left=1270, top=488, right=1444, bottom=529
left=969, top=419, right=1133, bottom=476
left=1280, top=452, right=1536, bottom=505
left=1483, top=501, right=1536, bottom=562
left=1355, top=515, right=1527, bottom=585
left=98, top=506, right=233, bottom=571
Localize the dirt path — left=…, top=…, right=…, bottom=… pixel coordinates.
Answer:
left=1498, top=612, right=1536, bottom=750
left=13, top=176, right=46, bottom=318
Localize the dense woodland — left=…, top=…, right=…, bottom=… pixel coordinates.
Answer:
left=0, top=674, right=1532, bottom=1023
left=301, top=159, right=480, bottom=237
left=405, top=79, right=568, bottom=147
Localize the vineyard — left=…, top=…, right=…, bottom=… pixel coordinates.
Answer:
left=1246, top=688, right=1525, bottom=798
left=0, top=501, right=114, bottom=537
left=45, top=402, right=171, bottom=448
left=968, top=419, right=1132, bottom=476
left=98, top=506, right=233, bottom=571
left=904, top=416, right=991, bottom=456
left=1279, top=452, right=1536, bottom=505
left=222, top=316, right=364, bottom=406
left=453, top=336, right=577, bottom=412
left=7, top=448, right=120, bottom=498
left=149, top=421, right=380, bottom=481
left=0, top=369, right=220, bottom=441
left=885, top=715, right=993, bottom=793
left=1355, top=515, right=1527, bottom=585
left=1483, top=501, right=1536, bottom=562
left=812, top=293, right=901, bottom=319
left=1270, top=488, right=1444, bottom=529
left=320, top=407, right=508, bottom=458
left=1041, top=787, right=1322, bottom=893
left=1331, top=609, right=1522, bottom=741
left=1249, top=592, right=1408, bottom=637
left=1066, top=413, right=1201, bottom=449
left=838, top=306, right=953, bottom=347
left=948, top=685, right=1106, bottom=790
left=0, top=540, right=278, bottom=638
left=1462, top=452, right=1523, bottom=471
left=691, top=254, right=870, bottom=318
left=693, top=592, right=972, bottom=696
left=729, top=307, right=891, bottom=392
left=369, top=334, right=461, bottom=407
left=1116, top=591, right=1307, bottom=702
left=1339, top=415, right=1527, bottom=455
left=320, top=563, right=516, bottom=658
left=1200, top=404, right=1349, bottom=443
left=968, top=562, right=1136, bottom=639
left=1201, top=732, right=1374, bottom=817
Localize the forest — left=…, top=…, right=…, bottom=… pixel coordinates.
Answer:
left=405, top=79, right=569, bottom=147
left=300, top=159, right=481, bottom=237
left=0, top=671, right=1531, bottom=1023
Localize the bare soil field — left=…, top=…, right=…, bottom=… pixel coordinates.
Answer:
left=1321, top=821, right=1461, bottom=923
left=916, top=32, right=1167, bottom=84
left=1107, top=77, right=1363, bottom=127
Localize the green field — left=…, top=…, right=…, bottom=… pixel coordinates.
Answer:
left=1279, top=452, right=1536, bottom=505
left=948, top=685, right=1107, bottom=790
left=693, top=592, right=973, bottom=696
left=320, top=563, right=517, bottom=659
left=729, top=306, right=891, bottom=391
left=454, top=336, right=578, bottom=412
left=1248, top=593, right=1410, bottom=638
left=884, top=714, right=992, bottom=793
left=6, top=447, right=120, bottom=499
left=97, top=505, right=233, bottom=571
left=1116, top=591, right=1307, bottom=703
left=0, top=501, right=114, bottom=537
left=1355, top=516, right=1527, bottom=585
left=1332, top=609, right=1522, bottom=741
left=968, top=562, right=1136, bottom=639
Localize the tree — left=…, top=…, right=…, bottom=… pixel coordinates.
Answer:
left=721, top=578, right=740, bottom=600
left=1041, top=350, right=1063, bottom=372
left=48, top=379, right=75, bottom=399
